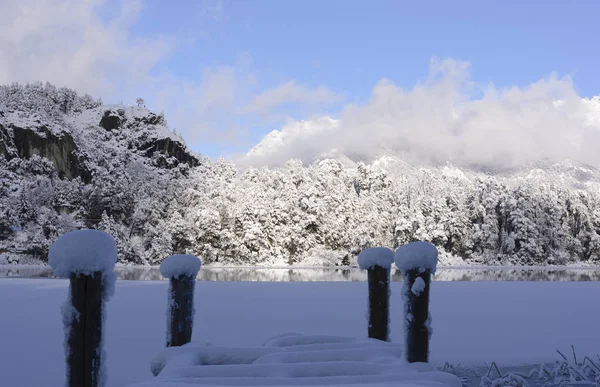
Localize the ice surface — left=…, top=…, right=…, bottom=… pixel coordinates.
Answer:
left=3, top=280, right=600, bottom=386
left=411, top=277, right=426, bottom=296
left=160, top=254, right=202, bottom=279
left=48, top=229, right=117, bottom=277
left=395, top=241, right=439, bottom=274
left=357, top=247, right=395, bottom=270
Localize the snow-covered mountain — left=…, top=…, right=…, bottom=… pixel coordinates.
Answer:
left=244, top=96, right=600, bottom=172
left=245, top=117, right=341, bottom=166
left=4, top=82, right=600, bottom=268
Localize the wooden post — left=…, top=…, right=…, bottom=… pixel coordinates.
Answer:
left=166, top=274, right=196, bottom=347
left=48, top=229, right=118, bottom=387
left=395, top=241, right=438, bottom=364
left=160, top=254, right=202, bottom=347
left=367, top=265, right=390, bottom=341
left=402, top=269, right=432, bottom=363
left=357, top=247, right=394, bottom=342
left=67, top=272, right=104, bottom=387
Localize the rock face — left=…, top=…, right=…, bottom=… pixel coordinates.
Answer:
left=0, top=123, right=9, bottom=157
left=0, top=103, right=199, bottom=184
left=0, top=82, right=203, bottom=265
left=0, top=122, right=89, bottom=181
left=132, top=110, right=165, bottom=126
left=139, top=137, right=200, bottom=168
left=99, top=108, right=166, bottom=131
left=99, top=110, right=122, bottom=131
left=98, top=108, right=200, bottom=169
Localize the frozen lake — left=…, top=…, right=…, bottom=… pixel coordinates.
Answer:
left=1, top=279, right=599, bottom=386
left=2, top=265, right=600, bottom=281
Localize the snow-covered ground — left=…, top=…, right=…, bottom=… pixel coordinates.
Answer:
left=134, top=334, right=462, bottom=387
left=0, top=279, right=599, bottom=387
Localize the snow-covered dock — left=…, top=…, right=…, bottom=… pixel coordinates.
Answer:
left=45, top=229, right=445, bottom=387
left=128, top=333, right=461, bottom=387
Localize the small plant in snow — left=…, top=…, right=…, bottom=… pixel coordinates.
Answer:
left=480, top=362, right=528, bottom=387
left=478, top=346, right=600, bottom=387
left=442, top=362, right=474, bottom=387
left=543, top=346, right=600, bottom=386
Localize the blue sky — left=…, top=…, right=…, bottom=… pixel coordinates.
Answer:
left=3, top=0, right=600, bottom=161
left=134, top=0, right=600, bottom=158
left=136, top=0, right=600, bottom=96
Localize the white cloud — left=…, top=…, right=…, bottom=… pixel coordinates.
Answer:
left=241, top=80, right=343, bottom=115
left=200, top=0, right=225, bottom=22
left=135, top=54, right=341, bottom=151
left=244, top=59, right=600, bottom=170
left=147, top=56, right=257, bottom=144
left=7, top=1, right=594, bottom=170
left=0, top=0, right=341, bottom=154
left=0, top=0, right=171, bottom=97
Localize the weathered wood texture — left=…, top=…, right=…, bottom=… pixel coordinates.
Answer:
left=67, top=272, right=103, bottom=387
left=367, top=265, right=390, bottom=341
left=402, top=269, right=432, bottom=363
left=166, top=275, right=196, bottom=347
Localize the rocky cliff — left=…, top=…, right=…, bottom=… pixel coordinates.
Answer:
left=1, top=120, right=86, bottom=181
left=0, top=103, right=199, bottom=182
left=0, top=82, right=200, bottom=264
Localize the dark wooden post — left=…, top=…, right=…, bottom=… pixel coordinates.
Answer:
left=401, top=269, right=433, bottom=363
left=395, top=241, right=438, bottom=363
left=367, top=265, right=390, bottom=341
left=166, top=274, right=196, bottom=347
left=357, top=247, right=394, bottom=342
left=160, top=254, right=202, bottom=347
left=48, top=229, right=118, bottom=387
left=67, top=272, right=104, bottom=387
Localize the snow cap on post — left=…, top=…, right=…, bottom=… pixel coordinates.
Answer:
left=395, top=241, right=438, bottom=274
left=160, top=254, right=202, bottom=279
left=357, top=247, right=395, bottom=270
left=48, top=229, right=117, bottom=278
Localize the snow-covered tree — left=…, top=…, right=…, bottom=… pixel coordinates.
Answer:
left=6, top=81, right=600, bottom=267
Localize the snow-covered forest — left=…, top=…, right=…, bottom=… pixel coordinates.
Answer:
left=3, top=82, right=600, bottom=267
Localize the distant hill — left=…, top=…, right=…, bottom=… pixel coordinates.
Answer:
left=3, top=82, right=600, bottom=267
